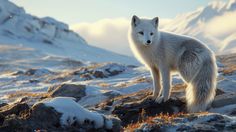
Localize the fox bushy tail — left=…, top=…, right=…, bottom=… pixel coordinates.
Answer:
left=185, top=55, right=217, bottom=112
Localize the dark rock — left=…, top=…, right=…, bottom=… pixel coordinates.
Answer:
left=29, top=79, right=40, bottom=83
left=103, top=63, right=126, bottom=76
left=93, top=70, right=107, bottom=78
left=127, top=65, right=138, bottom=68
left=112, top=97, right=186, bottom=126
left=104, top=91, right=121, bottom=99
left=134, top=113, right=236, bottom=132
left=0, top=103, right=29, bottom=116
left=216, top=88, right=225, bottom=96
left=0, top=113, right=4, bottom=126
left=80, top=73, right=93, bottom=80
left=72, top=63, right=126, bottom=80
left=108, top=116, right=122, bottom=132
left=230, top=110, right=236, bottom=116
left=43, top=39, right=53, bottom=44
left=18, top=97, right=28, bottom=103
left=10, top=70, right=24, bottom=76
left=62, top=58, right=83, bottom=67
left=212, top=93, right=236, bottom=108
left=0, top=103, right=62, bottom=132
left=0, top=114, right=24, bottom=132
left=25, top=69, right=38, bottom=75
left=27, top=103, right=62, bottom=129
left=25, top=68, right=52, bottom=76
left=48, top=84, right=86, bottom=100
left=0, top=103, right=8, bottom=108
left=0, top=102, right=122, bottom=132
left=135, top=123, right=163, bottom=132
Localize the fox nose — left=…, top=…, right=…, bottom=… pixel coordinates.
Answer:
left=147, top=40, right=151, bottom=44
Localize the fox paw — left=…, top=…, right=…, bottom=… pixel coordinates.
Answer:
left=155, top=96, right=169, bottom=103
left=140, top=95, right=158, bottom=103
left=155, top=96, right=164, bottom=103
left=142, top=95, right=156, bottom=101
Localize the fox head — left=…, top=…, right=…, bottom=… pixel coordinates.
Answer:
left=130, top=15, right=159, bottom=46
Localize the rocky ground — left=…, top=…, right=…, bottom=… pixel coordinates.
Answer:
left=0, top=54, right=236, bottom=131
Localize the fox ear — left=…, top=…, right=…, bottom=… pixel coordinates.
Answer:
left=132, top=15, right=140, bottom=27
left=152, top=17, right=159, bottom=28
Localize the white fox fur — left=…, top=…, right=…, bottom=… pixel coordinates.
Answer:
left=128, top=15, right=217, bottom=112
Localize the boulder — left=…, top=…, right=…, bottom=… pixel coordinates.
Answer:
left=0, top=100, right=122, bottom=132
left=48, top=84, right=86, bottom=100
left=0, top=103, right=8, bottom=108
left=0, top=103, right=61, bottom=132
left=0, top=113, right=4, bottom=126
left=24, top=68, right=53, bottom=76
left=0, top=103, right=29, bottom=116
left=212, top=93, right=236, bottom=108
left=134, top=113, right=236, bottom=132
left=112, top=97, right=186, bottom=126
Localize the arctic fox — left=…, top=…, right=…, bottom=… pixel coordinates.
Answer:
left=128, top=15, right=217, bottom=112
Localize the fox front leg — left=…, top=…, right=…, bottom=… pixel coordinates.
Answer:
left=150, top=67, right=162, bottom=99
left=155, top=66, right=171, bottom=103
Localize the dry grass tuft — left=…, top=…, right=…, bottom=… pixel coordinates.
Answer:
left=222, top=65, right=236, bottom=75
left=125, top=112, right=189, bottom=131
left=98, top=82, right=110, bottom=88
left=7, top=91, right=48, bottom=99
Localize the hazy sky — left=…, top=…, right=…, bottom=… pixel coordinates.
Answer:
left=9, top=0, right=228, bottom=56
left=10, top=0, right=226, bottom=24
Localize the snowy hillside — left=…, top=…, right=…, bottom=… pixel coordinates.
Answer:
left=162, top=0, right=236, bottom=54
left=0, top=0, right=138, bottom=65
left=0, top=54, right=236, bottom=131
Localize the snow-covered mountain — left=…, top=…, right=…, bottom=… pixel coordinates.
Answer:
left=0, top=0, right=138, bottom=65
left=162, top=0, right=236, bottom=54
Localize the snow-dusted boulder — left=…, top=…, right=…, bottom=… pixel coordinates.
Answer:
left=0, top=97, right=121, bottom=131
left=43, top=97, right=120, bottom=130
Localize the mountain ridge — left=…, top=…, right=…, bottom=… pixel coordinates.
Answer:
left=162, top=0, right=236, bottom=54
left=0, top=0, right=138, bottom=65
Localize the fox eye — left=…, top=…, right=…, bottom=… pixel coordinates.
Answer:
left=138, top=31, right=144, bottom=35
left=150, top=32, right=154, bottom=35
